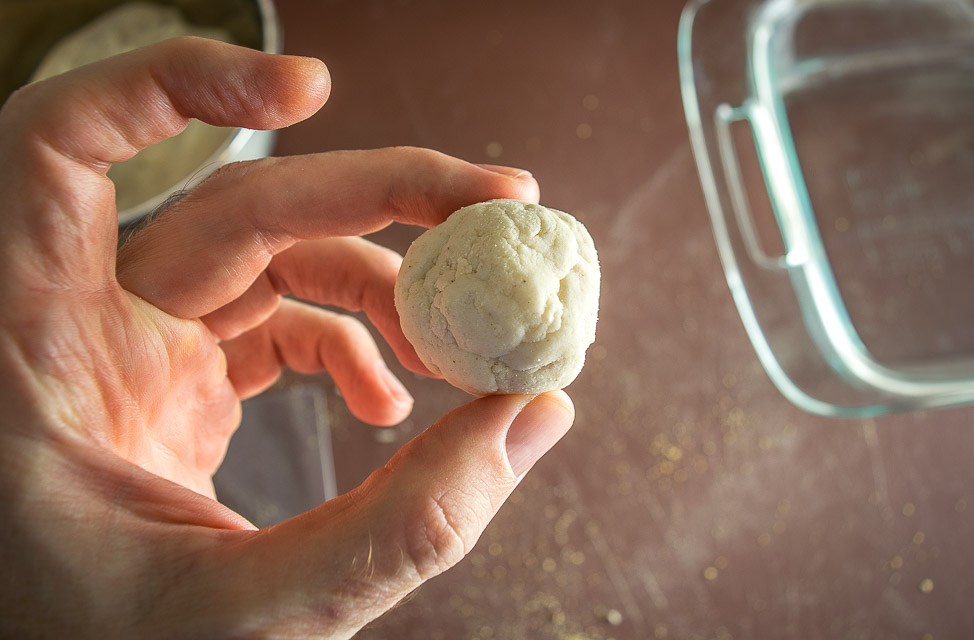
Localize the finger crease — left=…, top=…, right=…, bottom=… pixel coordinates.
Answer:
left=265, top=264, right=292, bottom=296
left=269, top=327, right=287, bottom=368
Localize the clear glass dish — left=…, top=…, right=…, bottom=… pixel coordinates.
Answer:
left=679, top=0, right=974, bottom=416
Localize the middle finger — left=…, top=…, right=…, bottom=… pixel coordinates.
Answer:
left=203, top=236, right=433, bottom=376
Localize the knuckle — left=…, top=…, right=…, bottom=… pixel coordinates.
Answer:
left=153, top=37, right=276, bottom=127
left=394, top=146, right=449, bottom=178
left=382, top=146, right=449, bottom=223
left=168, top=317, right=216, bottom=361
left=402, top=489, right=481, bottom=580
left=330, top=313, right=371, bottom=345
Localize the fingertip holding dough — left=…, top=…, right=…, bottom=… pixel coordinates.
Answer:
left=395, top=199, right=600, bottom=395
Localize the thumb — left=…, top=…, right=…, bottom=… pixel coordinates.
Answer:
left=205, top=392, right=574, bottom=639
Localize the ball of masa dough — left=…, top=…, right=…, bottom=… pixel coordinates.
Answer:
left=395, top=199, right=600, bottom=395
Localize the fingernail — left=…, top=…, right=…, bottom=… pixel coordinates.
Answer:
left=378, top=365, right=413, bottom=406
left=477, top=163, right=534, bottom=180
left=505, top=392, right=575, bottom=477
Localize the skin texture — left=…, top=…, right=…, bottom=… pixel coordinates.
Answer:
left=0, top=37, right=575, bottom=639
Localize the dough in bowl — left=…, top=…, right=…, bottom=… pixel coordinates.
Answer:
left=395, top=199, right=600, bottom=395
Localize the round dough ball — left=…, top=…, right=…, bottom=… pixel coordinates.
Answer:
left=395, top=199, right=600, bottom=395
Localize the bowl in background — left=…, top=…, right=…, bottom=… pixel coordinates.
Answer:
left=0, top=0, right=281, bottom=226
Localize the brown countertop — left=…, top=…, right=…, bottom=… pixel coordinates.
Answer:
left=261, top=1, right=974, bottom=638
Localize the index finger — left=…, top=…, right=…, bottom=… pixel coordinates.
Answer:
left=115, top=148, right=540, bottom=319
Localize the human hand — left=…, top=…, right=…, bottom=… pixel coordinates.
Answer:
left=0, top=37, right=574, bottom=638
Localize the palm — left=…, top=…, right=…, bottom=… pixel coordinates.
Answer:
left=106, top=293, right=240, bottom=497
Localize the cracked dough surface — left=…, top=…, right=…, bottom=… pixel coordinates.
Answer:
left=395, top=199, right=600, bottom=395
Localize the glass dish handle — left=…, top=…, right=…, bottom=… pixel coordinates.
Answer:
left=714, top=102, right=790, bottom=271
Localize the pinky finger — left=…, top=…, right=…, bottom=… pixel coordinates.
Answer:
left=221, top=298, right=414, bottom=426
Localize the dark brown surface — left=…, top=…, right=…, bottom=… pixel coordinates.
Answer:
left=268, top=1, right=974, bottom=638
